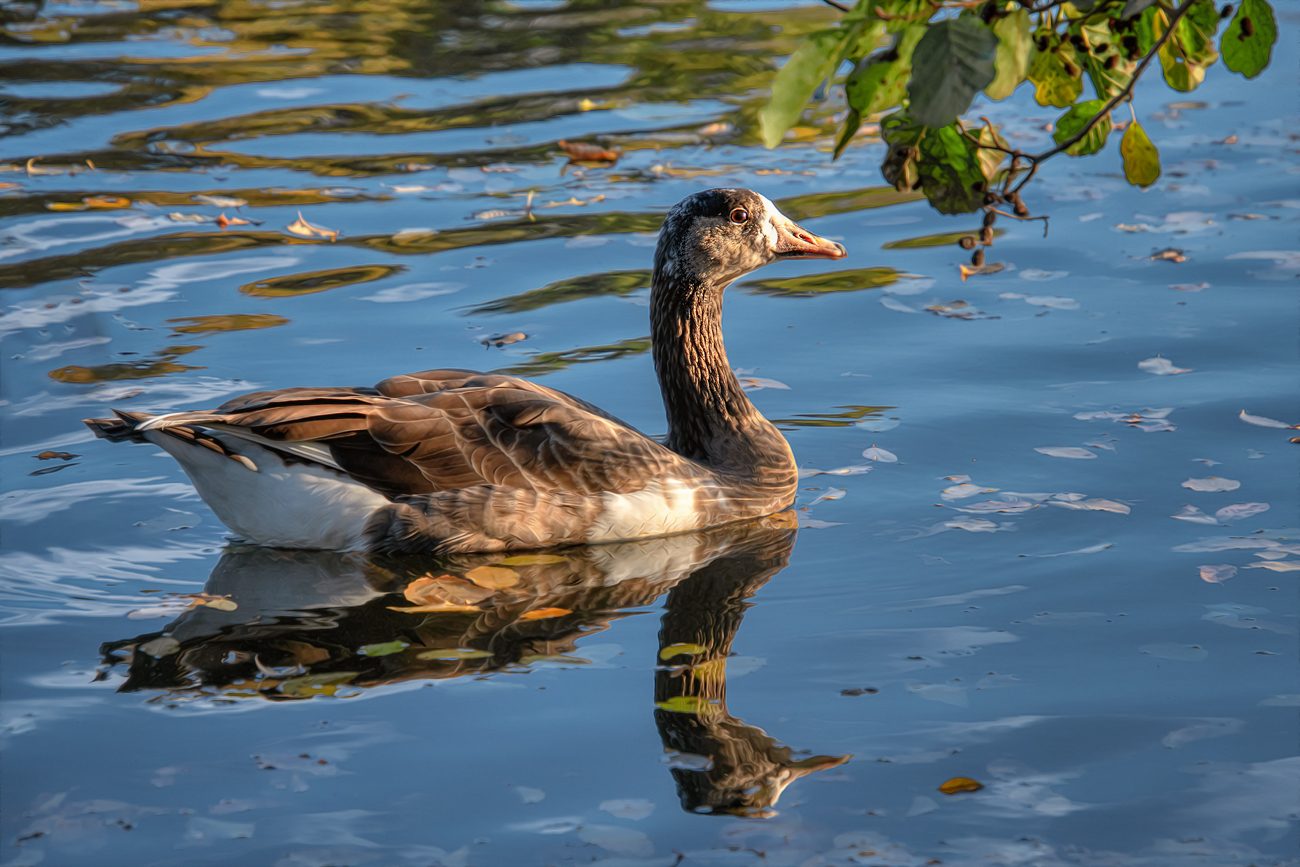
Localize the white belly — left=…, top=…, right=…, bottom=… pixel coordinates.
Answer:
left=146, top=432, right=389, bottom=550
left=585, top=478, right=705, bottom=544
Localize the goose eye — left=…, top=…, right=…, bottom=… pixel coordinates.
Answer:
left=729, top=208, right=749, bottom=224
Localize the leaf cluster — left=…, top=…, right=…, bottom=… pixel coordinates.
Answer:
left=761, top=0, right=1277, bottom=215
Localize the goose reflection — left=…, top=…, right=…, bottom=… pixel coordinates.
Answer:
left=101, top=513, right=847, bottom=816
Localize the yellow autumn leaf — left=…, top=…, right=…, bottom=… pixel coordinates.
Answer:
left=82, top=195, right=129, bottom=209
left=518, top=607, right=571, bottom=621
left=498, top=554, right=567, bottom=566
left=387, top=603, right=482, bottom=614
left=659, top=642, right=707, bottom=660
left=217, top=212, right=251, bottom=229
left=655, top=696, right=710, bottom=714
left=203, top=597, right=238, bottom=611
left=464, top=565, right=520, bottom=589
left=286, top=211, right=338, bottom=241
left=403, top=575, right=454, bottom=605
left=278, top=671, right=360, bottom=697
left=938, top=777, right=984, bottom=794
left=46, top=202, right=83, bottom=211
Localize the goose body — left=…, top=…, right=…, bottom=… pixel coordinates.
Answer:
left=86, top=189, right=846, bottom=553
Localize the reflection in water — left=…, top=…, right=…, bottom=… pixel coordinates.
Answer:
left=100, top=514, right=846, bottom=816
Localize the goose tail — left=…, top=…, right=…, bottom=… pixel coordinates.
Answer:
left=84, top=409, right=155, bottom=443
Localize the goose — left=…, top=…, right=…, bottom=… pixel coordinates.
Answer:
left=85, top=189, right=846, bottom=553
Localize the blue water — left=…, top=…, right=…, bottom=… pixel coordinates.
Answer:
left=1, top=2, right=1296, bottom=865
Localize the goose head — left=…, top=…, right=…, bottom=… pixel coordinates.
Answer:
left=654, top=188, right=846, bottom=290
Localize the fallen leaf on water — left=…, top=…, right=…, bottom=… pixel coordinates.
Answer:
left=278, top=671, right=359, bottom=697
left=463, top=565, right=519, bottom=589
left=1150, top=248, right=1188, bottom=263
left=83, top=195, right=130, bottom=209
left=499, top=554, right=566, bottom=566
left=167, top=212, right=211, bottom=223
left=1216, top=503, right=1269, bottom=522
left=1182, top=477, right=1241, bottom=492
left=46, top=202, right=84, bottom=211
left=938, top=777, right=983, bottom=794
left=862, top=445, right=897, bottom=462
left=809, top=487, right=846, bottom=505
left=417, top=647, right=493, bottom=660
left=518, top=607, right=571, bottom=621
left=1048, top=498, right=1131, bottom=514
left=36, top=451, right=80, bottom=460
left=941, top=483, right=998, bottom=501
left=799, top=517, right=845, bottom=528
left=138, top=636, right=181, bottom=658
left=1171, top=505, right=1217, bottom=525
left=659, top=643, right=707, bottom=660
left=1140, top=644, right=1207, bottom=661
left=403, top=575, right=453, bottom=604
left=1170, top=282, right=1208, bottom=292
left=1239, top=410, right=1297, bottom=429
left=26, top=158, right=61, bottom=176
left=879, top=295, right=920, bottom=313
left=1035, top=447, right=1097, bottom=459
left=387, top=602, right=481, bottom=613
left=1246, top=560, right=1300, bottom=572
left=286, top=211, right=338, bottom=241
left=1247, top=449, right=1267, bottom=459
left=738, top=376, right=790, bottom=391
left=216, top=212, right=257, bottom=229
left=515, top=786, right=546, bottom=805
left=799, top=464, right=872, bottom=477
left=599, top=798, right=655, bottom=820
left=1199, top=564, right=1237, bottom=584
left=1138, top=356, right=1192, bottom=375
left=481, top=332, right=527, bottom=348
left=959, top=262, right=1005, bottom=280
left=193, top=194, right=247, bottom=208
left=655, top=696, right=709, bottom=714
left=558, top=140, right=619, bottom=162
left=944, top=517, right=1000, bottom=532
left=358, top=640, right=408, bottom=657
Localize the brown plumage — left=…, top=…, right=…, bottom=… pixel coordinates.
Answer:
left=85, top=189, right=846, bottom=553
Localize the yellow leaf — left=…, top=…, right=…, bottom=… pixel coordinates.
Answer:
left=286, top=211, right=338, bottom=241
left=518, top=607, right=571, bottom=621
left=203, top=598, right=238, bottom=611
left=655, top=696, right=710, bottom=713
left=417, top=648, right=494, bottom=660
left=82, top=195, right=130, bottom=209
left=464, top=565, right=520, bottom=589
left=403, top=575, right=453, bottom=605
left=938, top=777, right=984, bottom=794
left=216, top=212, right=251, bottom=229
left=659, top=642, right=707, bottom=660
left=387, top=603, right=482, bottom=613
left=279, top=671, right=360, bottom=697
left=46, top=202, right=83, bottom=211
left=498, top=554, right=567, bottom=566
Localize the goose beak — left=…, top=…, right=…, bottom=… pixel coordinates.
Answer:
left=771, top=215, right=847, bottom=260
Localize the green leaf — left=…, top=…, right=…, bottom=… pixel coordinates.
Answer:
left=836, top=24, right=925, bottom=158
left=1222, top=0, right=1277, bottom=78
left=906, top=18, right=998, bottom=129
left=1120, top=0, right=1158, bottom=17
left=760, top=28, right=852, bottom=150
left=1029, top=41, right=1084, bottom=108
left=985, top=10, right=1031, bottom=101
left=880, top=113, right=924, bottom=192
left=1053, top=99, right=1113, bottom=156
left=833, top=108, right=863, bottom=161
left=358, top=640, right=408, bottom=657
left=1158, top=0, right=1220, bottom=91
left=1120, top=121, right=1160, bottom=187
left=917, top=124, right=987, bottom=215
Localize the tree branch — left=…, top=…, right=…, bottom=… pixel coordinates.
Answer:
left=819, top=0, right=851, bottom=11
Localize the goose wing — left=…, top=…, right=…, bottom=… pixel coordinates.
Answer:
left=140, top=370, right=689, bottom=500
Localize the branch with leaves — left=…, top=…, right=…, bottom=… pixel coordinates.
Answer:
left=760, top=0, right=1278, bottom=249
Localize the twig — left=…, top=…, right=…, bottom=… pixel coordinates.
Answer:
left=989, top=207, right=1050, bottom=236
left=819, top=0, right=850, bottom=11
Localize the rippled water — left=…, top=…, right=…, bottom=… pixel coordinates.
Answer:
left=1, top=1, right=1297, bottom=865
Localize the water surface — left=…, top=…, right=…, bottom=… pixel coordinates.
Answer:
left=1, top=2, right=1297, bottom=865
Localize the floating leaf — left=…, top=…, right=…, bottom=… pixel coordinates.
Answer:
left=599, top=799, right=655, bottom=821
left=286, top=211, right=339, bottom=241
left=83, top=195, right=130, bottom=209
left=1199, top=564, right=1237, bottom=584
left=1247, top=560, right=1300, bottom=572
left=167, top=314, right=289, bottom=334
left=279, top=671, right=360, bottom=697
left=216, top=213, right=254, bottom=229
left=416, top=648, right=493, bottom=660
left=1222, top=0, right=1277, bottom=79
left=358, top=640, right=408, bottom=657
left=518, top=607, right=571, bottom=621
left=1171, top=282, right=1209, bottom=292
left=1182, top=477, right=1241, bottom=492
left=862, top=445, right=898, bottom=462
left=1121, top=121, right=1161, bottom=187
left=1216, top=503, right=1269, bottom=522
left=513, top=787, right=545, bottom=804
left=1149, top=248, right=1187, bottom=263
left=558, top=140, right=619, bottom=162
left=659, top=642, right=707, bottom=661
left=577, top=824, right=653, bottom=857
left=1239, top=410, right=1295, bottom=429
left=1035, top=447, right=1097, bottom=459
left=1171, top=505, right=1217, bottom=525
left=655, top=696, right=709, bottom=714
left=499, top=554, right=567, bottom=566
left=241, top=265, right=400, bottom=297
left=1138, top=356, right=1192, bottom=375
left=907, top=18, right=998, bottom=129
left=193, top=194, right=247, bottom=208
left=463, top=565, right=519, bottom=589
left=1139, top=643, right=1207, bottom=661
left=941, top=483, right=998, bottom=501
left=738, top=376, right=790, bottom=391
left=938, top=777, right=984, bottom=795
